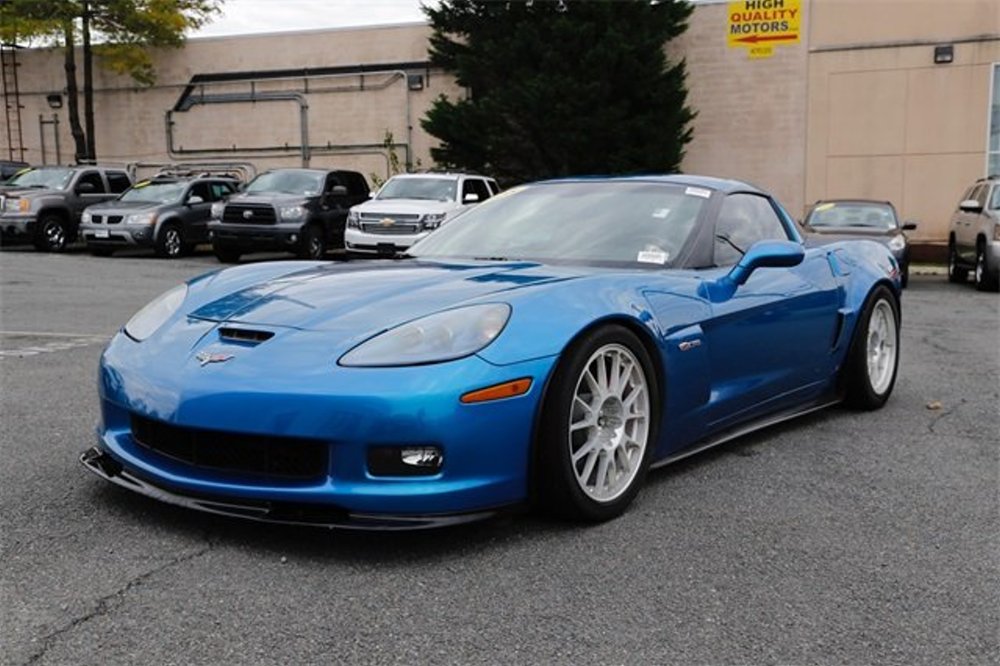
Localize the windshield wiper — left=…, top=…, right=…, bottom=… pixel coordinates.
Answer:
left=715, top=234, right=745, bottom=256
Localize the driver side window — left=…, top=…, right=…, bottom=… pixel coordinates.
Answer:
left=714, top=194, right=790, bottom=267
left=76, top=171, right=105, bottom=193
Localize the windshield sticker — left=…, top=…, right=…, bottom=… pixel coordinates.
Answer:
left=814, top=202, right=836, bottom=212
left=685, top=186, right=711, bottom=199
left=637, top=250, right=669, bottom=265
left=651, top=208, right=671, bottom=219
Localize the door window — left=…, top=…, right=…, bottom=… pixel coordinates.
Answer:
left=714, top=193, right=790, bottom=266
left=188, top=181, right=213, bottom=202
left=76, top=171, right=105, bottom=193
left=107, top=172, right=131, bottom=193
left=461, top=178, right=490, bottom=203
left=208, top=181, right=236, bottom=201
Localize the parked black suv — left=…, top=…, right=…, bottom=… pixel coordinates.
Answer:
left=0, top=165, right=132, bottom=251
left=80, top=174, right=240, bottom=258
left=208, top=168, right=369, bottom=262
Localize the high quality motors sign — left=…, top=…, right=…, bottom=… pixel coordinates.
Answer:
left=727, top=0, right=801, bottom=60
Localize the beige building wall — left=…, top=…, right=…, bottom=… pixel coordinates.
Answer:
left=7, top=23, right=461, bottom=180
left=805, top=0, right=1000, bottom=244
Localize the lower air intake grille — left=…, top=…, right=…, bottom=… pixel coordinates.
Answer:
left=130, top=414, right=328, bottom=480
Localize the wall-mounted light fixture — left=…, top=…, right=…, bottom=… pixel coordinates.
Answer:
left=933, top=45, right=954, bottom=65
left=46, top=92, right=63, bottom=109
left=407, top=74, right=424, bottom=91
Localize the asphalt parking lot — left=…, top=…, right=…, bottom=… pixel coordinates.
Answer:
left=1, top=246, right=997, bottom=665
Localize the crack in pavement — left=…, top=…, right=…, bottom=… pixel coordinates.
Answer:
left=21, top=540, right=215, bottom=665
left=927, top=399, right=965, bottom=435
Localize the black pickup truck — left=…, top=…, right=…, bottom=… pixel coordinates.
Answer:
left=208, top=168, right=369, bottom=263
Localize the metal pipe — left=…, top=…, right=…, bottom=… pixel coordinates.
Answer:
left=38, top=114, right=46, bottom=165
left=53, top=114, right=60, bottom=164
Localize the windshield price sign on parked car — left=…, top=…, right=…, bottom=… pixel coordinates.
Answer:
left=727, top=0, right=801, bottom=60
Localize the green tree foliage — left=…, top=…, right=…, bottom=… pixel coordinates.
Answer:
left=1, top=0, right=221, bottom=161
left=422, top=0, right=695, bottom=184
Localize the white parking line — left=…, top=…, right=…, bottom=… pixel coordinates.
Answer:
left=0, top=331, right=109, bottom=359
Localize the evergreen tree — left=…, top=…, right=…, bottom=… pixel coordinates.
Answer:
left=422, top=0, right=695, bottom=184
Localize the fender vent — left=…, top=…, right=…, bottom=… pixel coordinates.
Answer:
left=218, top=327, right=274, bottom=345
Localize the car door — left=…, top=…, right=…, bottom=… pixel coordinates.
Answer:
left=699, top=192, right=842, bottom=432
left=957, top=184, right=987, bottom=262
left=182, top=181, right=215, bottom=242
left=70, top=170, right=110, bottom=221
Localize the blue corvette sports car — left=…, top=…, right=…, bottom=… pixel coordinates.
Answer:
left=82, top=175, right=902, bottom=529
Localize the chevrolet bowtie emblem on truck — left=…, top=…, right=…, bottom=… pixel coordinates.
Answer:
left=380, top=217, right=394, bottom=226
left=243, top=210, right=253, bottom=219
left=196, top=351, right=234, bottom=366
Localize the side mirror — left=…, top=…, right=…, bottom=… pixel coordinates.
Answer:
left=901, top=220, right=918, bottom=231
left=187, top=195, right=204, bottom=205
left=959, top=199, right=982, bottom=213
left=729, top=240, right=805, bottom=286
left=463, top=192, right=480, bottom=204
left=329, top=185, right=347, bottom=197
left=76, top=182, right=96, bottom=194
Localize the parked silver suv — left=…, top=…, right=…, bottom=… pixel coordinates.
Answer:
left=947, top=176, right=1000, bottom=291
left=345, top=173, right=499, bottom=256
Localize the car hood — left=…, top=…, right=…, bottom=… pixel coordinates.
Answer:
left=0, top=186, right=59, bottom=198
left=226, top=192, right=309, bottom=206
left=804, top=226, right=899, bottom=239
left=188, top=259, right=579, bottom=335
left=86, top=200, right=161, bottom=213
left=351, top=199, right=457, bottom=216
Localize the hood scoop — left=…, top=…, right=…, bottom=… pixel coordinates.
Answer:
left=218, top=327, right=274, bottom=346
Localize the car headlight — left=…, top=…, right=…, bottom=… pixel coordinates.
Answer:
left=125, top=212, right=157, bottom=225
left=887, top=234, right=906, bottom=252
left=280, top=205, right=305, bottom=221
left=346, top=210, right=360, bottom=229
left=211, top=202, right=225, bottom=219
left=124, top=284, right=188, bottom=341
left=422, top=213, right=446, bottom=230
left=81, top=210, right=92, bottom=224
left=339, top=303, right=511, bottom=367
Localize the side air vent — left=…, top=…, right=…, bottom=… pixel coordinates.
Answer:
left=218, top=327, right=275, bottom=345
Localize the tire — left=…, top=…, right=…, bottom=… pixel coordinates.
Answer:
left=535, top=325, right=659, bottom=522
left=212, top=244, right=241, bottom=264
left=33, top=215, right=69, bottom=252
left=155, top=223, right=184, bottom=259
left=296, top=224, right=326, bottom=260
left=844, top=285, right=900, bottom=410
left=947, top=241, right=967, bottom=284
left=88, top=246, right=114, bottom=257
left=974, top=242, right=999, bottom=292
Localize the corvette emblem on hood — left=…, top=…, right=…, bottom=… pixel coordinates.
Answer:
left=195, top=351, right=234, bottom=366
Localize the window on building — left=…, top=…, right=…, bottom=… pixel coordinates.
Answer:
left=990, top=63, right=999, bottom=177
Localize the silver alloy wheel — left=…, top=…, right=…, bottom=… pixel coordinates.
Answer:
left=309, top=235, right=323, bottom=258
left=568, top=343, right=650, bottom=503
left=44, top=220, right=65, bottom=250
left=975, top=247, right=984, bottom=285
left=866, top=299, right=897, bottom=395
left=164, top=228, right=182, bottom=257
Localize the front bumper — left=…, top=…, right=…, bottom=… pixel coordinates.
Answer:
left=0, top=213, right=37, bottom=237
left=89, top=330, right=558, bottom=525
left=345, top=227, right=430, bottom=254
left=210, top=221, right=303, bottom=252
left=80, top=221, right=154, bottom=248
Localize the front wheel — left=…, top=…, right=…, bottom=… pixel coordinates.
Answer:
left=535, top=325, right=659, bottom=522
left=974, top=243, right=999, bottom=292
left=844, top=285, right=900, bottom=410
left=947, top=242, right=967, bottom=284
left=33, top=215, right=69, bottom=252
left=297, top=224, right=326, bottom=260
left=155, top=223, right=184, bottom=258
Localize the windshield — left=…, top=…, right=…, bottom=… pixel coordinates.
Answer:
left=246, top=170, right=323, bottom=196
left=409, top=181, right=706, bottom=266
left=806, top=202, right=897, bottom=229
left=119, top=181, right=186, bottom=204
left=377, top=177, right=457, bottom=202
left=6, top=168, right=73, bottom=190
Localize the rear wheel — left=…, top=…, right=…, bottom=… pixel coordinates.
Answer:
left=947, top=241, right=967, bottom=284
left=974, top=242, right=999, bottom=292
left=535, top=325, right=659, bottom=522
left=297, top=224, right=325, bottom=260
left=844, top=285, right=899, bottom=410
left=33, top=215, right=69, bottom=252
left=213, top=243, right=241, bottom=264
left=155, top=223, right=184, bottom=258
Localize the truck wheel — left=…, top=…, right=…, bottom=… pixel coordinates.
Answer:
left=974, top=241, right=999, bottom=292
left=297, top=224, right=326, bottom=260
left=947, top=241, right=967, bottom=284
left=213, top=244, right=241, bottom=264
left=155, top=223, right=184, bottom=258
left=33, top=215, right=69, bottom=252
